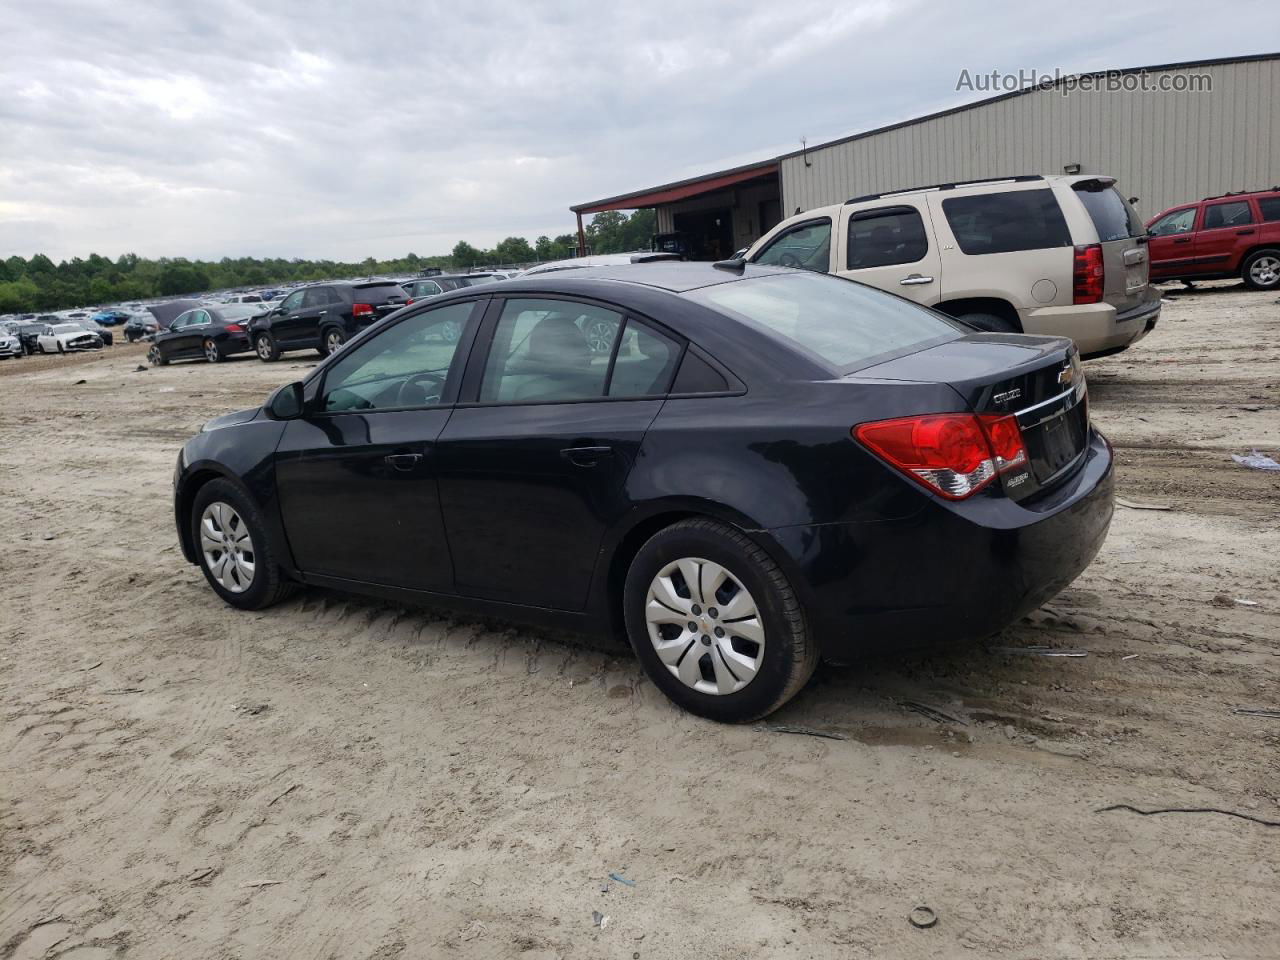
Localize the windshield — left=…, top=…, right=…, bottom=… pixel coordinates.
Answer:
left=688, top=272, right=962, bottom=372
left=1074, top=183, right=1145, bottom=241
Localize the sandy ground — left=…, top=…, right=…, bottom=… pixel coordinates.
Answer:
left=2, top=284, right=1277, bottom=960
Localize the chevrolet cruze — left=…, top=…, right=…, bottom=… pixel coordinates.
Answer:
left=173, top=263, right=1114, bottom=721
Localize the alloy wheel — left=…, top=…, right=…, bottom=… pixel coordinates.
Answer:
left=147, top=345, right=161, bottom=365
left=204, top=340, right=219, bottom=362
left=1250, top=255, right=1279, bottom=286
left=256, top=336, right=272, bottom=360
left=441, top=319, right=462, bottom=344
left=325, top=330, right=343, bottom=354
left=199, top=501, right=256, bottom=593
left=644, top=556, right=765, bottom=695
left=585, top=319, right=617, bottom=354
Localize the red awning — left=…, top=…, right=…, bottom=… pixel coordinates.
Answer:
left=572, top=162, right=779, bottom=214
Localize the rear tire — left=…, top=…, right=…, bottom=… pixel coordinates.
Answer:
left=623, top=518, right=818, bottom=722
left=955, top=311, right=1018, bottom=333
left=191, top=478, right=295, bottom=611
left=203, top=338, right=222, bottom=363
left=320, top=327, right=345, bottom=356
left=1242, top=249, right=1280, bottom=290
left=255, top=333, right=280, bottom=362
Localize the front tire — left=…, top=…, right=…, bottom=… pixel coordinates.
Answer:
left=191, top=478, right=295, bottom=610
left=623, top=519, right=818, bottom=722
left=1242, top=249, right=1280, bottom=290
left=255, top=333, right=280, bottom=362
left=148, top=344, right=168, bottom=366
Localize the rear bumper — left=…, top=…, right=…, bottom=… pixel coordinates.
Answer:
left=1021, top=295, right=1160, bottom=357
left=767, top=430, right=1114, bottom=660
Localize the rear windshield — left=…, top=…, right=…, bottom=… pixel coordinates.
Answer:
left=1073, top=183, right=1144, bottom=241
left=942, top=189, right=1072, bottom=255
left=688, top=272, right=961, bottom=372
left=352, top=283, right=408, bottom=304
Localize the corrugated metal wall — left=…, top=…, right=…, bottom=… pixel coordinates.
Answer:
left=779, top=59, right=1279, bottom=220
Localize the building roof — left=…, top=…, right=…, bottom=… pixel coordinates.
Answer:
left=571, top=51, right=1279, bottom=213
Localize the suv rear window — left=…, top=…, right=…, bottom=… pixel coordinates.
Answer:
left=1073, top=184, right=1144, bottom=241
left=352, top=283, right=409, bottom=305
left=688, top=272, right=960, bottom=372
left=941, top=189, right=1072, bottom=255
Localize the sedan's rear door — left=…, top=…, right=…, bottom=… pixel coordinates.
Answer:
left=435, top=296, right=683, bottom=610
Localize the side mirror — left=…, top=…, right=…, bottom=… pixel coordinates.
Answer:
left=266, top=381, right=305, bottom=420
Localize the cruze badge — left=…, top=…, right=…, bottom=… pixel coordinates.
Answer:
left=992, top=388, right=1021, bottom=405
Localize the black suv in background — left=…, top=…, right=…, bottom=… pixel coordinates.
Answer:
left=249, top=280, right=409, bottom=361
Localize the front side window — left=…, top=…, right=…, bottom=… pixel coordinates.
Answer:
left=1202, top=201, right=1253, bottom=230
left=847, top=206, right=929, bottom=269
left=479, top=298, right=621, bottom=403
left=941, top=189, right=1072, bottom=255
left=752, top=219, right=831, bottom=273
left=281, top=291, right=304, bottom=311
left=1148, top=208, right=1196, bottom=236
left=688, top=272, right=961, bottom=372
left=302, top=287, right=329, bottom=308
left=321, top=301, right=476, bottom=412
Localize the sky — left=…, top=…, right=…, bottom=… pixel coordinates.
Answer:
left=0, top=0, right=1272, bottom=262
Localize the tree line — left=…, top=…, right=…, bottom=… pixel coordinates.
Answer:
left=0, top=209, right=656, bottom=313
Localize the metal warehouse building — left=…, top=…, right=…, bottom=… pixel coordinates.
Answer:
left=571, top=53, right=1280, bottom=259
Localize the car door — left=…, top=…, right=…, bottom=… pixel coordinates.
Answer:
left=160, top=311, right=194, bottom=359
left=273, top=299, right=485, bottom=591
left=271, top=290, right=307, bottom=344
left=435, top=296, right=682, bottom=610
left=182, top=310, right=214, bottom=357
left=1145, top=206, right=1198, bottom=278
left=1194, top=199, right=1256, bottom=275
left=835, top=201, right=942, bottom=306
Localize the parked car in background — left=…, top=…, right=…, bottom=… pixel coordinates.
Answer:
left=249, top=280, right=409, bottom=361
left=0, top=329, right=22, bottom=358
left=1146, top=187, right=1280, bottom=290
left=745, top=174, right=1161, bottom=358
left=91, top=309, right=131, bottom=326
left=222, top=293, right=264, bottom=304
left=124, top=314, right=159, bottom=342
left=16, top=323, right=50, bottom=355
left=148, top=304, right=262, bottom=365
left=37, top=323, right=104, bottom=353
left=123, top=299, right=203, bottom=342
left=401, top=274, right=507, bottom=303
left=172, top=263, right=1113, bottom=721
left=65, top=320, right=114, bottom=346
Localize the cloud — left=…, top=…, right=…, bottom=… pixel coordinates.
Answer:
left=0, top=0, right=1268, bottom=261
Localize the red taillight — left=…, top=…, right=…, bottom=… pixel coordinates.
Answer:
left=853, top=413, right=1027, bottom=500
left=1072, top=243, right=1104, bottom=304
left=405, top=298, right=414, bottom=306
left=224, top=324, right=243, bottom=333
left=352, top=302, right=374, bottom=318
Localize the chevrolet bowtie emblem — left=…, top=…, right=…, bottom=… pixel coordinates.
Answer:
left=1057, top=363, right=1075, bottom=387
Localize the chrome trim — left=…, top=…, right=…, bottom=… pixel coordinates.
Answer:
left=1014, top=382, right=1086, bottom=429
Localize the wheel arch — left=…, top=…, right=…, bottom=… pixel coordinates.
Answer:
left=935, top=296, right=1023, bottom=331
left=175, top=463, right=272, bottom=566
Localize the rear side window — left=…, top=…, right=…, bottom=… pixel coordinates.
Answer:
left=671, top=350, right=729, bottom=393
left=1073, top=184, right=1144, bottom=241
left=847, top=206, right=929, bottom=269
left=941, top=189, right=1072, bottom=255
left=1258, top=197, right=1280, bottom=222
left=608, top=319, right=680, bottom=397
left=1203, top=201, right=1253, bottom=230
left=479, top=299, right=618, bottom=403
left=689, top=272, right=960, bottom=372
left=353, top=283, right=409, bottom=305
left=752, top=219, right=831, bottom=273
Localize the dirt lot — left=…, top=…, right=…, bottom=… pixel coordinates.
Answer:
left=2, top=285, right=1278, bottom=960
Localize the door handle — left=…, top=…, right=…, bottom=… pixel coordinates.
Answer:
left=899, top=274, right=934, bottom=286
left=1172, top=237, right=1192, bottom=244
left=1237, top=228, right=1255, bottom=235
left=384, top=452, right=423, bottom=471
left=560, top=445, right=614, bottom=467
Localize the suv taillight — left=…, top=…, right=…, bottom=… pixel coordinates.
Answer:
left=854, top=413, right=1028, bottom=500
left=1072, top=244, right=1104, bottom=304
left=352, top=303, right=374, bottom=318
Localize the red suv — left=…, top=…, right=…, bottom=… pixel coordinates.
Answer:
left=1146, top=188, right=1280, bottom=290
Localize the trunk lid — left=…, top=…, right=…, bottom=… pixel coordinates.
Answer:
left=854, top=333, right=1089, bottom=501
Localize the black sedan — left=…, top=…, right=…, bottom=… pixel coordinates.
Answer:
left=172, top=264, right=1113, bottom=721
left=148, top=305, right=262, bottom=364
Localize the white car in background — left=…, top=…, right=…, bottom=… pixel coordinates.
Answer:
left=0, top=329, right=22, bottom=358
left=36, top=322, right=104, bottom=353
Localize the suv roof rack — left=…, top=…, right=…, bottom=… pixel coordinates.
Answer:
left=1202, top=186, right=1280, bottom=201
left=845, top=174, right=1044, bottom=205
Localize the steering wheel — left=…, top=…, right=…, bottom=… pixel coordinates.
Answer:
left=778, top=252, right=802, bottom=268
left=396, top=371, right=446, bottom=407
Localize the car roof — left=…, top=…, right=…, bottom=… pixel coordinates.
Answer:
left=493, top=261, right=795, bottom=294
